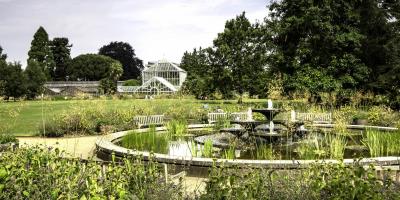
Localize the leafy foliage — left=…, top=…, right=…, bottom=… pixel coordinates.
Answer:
left=0, top=147, right=181, bottom=199
left=0, top=45, right=7, bottom=60
left=68, top=54, right=123, bottom=93
left=27, top=26, right=55, bottom=80
left=0, top=61, right=27, bottom=100
left=25, top=60, right=46, bottom=99
left=201, top=162, right=400, bottom=199
left=99, top=41, right=143, bottom=80
left=50, top=37, right=72, bottom=81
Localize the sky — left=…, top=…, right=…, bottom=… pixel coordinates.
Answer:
left=0, top=0, right=268, bottom=68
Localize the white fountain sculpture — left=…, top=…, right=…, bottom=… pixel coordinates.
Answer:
left=291, top=110, right=296, bottom=122
left=269, top=121, right=275, bottom=134
left=267, top=99, right=273, bottom=109
left=247, top=107, right=253, bottom=121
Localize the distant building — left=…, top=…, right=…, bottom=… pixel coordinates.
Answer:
left=44, top=81, right=99, bottom=96
left=44, top=59, right=187, bottom=96
left=118, top=59, right=187, bottom=94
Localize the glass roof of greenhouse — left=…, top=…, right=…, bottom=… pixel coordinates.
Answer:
left=143, top=60, right=186, bottom=72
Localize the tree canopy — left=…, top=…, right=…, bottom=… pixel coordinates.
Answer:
left=99, top=41, right=143, bottom=80
left=27, top=26, right=55, bottom=80
left=50, top=37, right=72, bottom=81
left=0, top=61, right=27, bottom=100
left=68, top=54, right=123, bottom=93
left=25, top=60, right=46, bottom=99
left=0, top=45, right=7, bottom=61
left=181, top=0, right=400, bottom=106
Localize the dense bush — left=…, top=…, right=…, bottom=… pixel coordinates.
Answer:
left=0, top=134, right=17, bottom=144
left=200, top=162, right=400, bottom=199
left=0, top=147, right=182, bottom=199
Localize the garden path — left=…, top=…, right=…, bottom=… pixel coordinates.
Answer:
left=17, top=136, right=99, bottom=159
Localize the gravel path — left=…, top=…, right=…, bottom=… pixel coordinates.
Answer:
left=17, top=136, right=100, bottom=159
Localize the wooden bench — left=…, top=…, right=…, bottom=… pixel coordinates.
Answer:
left=133, top=115, right=165, bottom=128
left=291, top=111, right=332, bottom=124
left=207, top=112, right=248, bottom=124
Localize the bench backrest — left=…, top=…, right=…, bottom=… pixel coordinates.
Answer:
left=134, top=115, right=164, bottom=128
left=207, top=112, right=248, bottom=124
left=294, top=112, right=332, bottom=123
left=231, top=112, right=248, bottom=121
left=207, top=113, right=229, bottom=124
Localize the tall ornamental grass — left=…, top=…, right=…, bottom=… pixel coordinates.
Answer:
left=362, top=130, right=400, bottom=157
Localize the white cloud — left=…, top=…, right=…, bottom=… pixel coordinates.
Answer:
left=0, top=0, right=268, bottom=67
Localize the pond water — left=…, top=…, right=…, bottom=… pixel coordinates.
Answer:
left=118, top=126, right=400, bottom=160
left=118, top=128, right=399, bottom=160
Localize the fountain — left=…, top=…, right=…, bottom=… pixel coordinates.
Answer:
left=95, top=99, right=400, bottom=168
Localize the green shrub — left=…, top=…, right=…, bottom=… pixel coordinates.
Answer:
left=201, top=162, right=400, bottom=199
left=0, top=146, right=182, bottom=199
left=0, top=133, right=17, bottom=144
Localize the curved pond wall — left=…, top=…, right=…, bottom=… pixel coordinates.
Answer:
left=95, top=124, right=400, bottom=169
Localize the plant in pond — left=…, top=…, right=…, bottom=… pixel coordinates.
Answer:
left=202, top=139, right=213, bottom=158
left=166, top=119, right=188, bottom=137
left=362, top=130, right=400, bottom=157
left=222, top=142, right=236, bottom=159
left=326, top=133, right=347, bottom=159
left=386, top=131, right=400, bottom=155
left=255, top=144, right=275, bottom=160
left=189, top=140, right=199, bottom=157
left=213, top=117, right=230, bottom=131
left=296, top=133, right=326, bottom=159
left=121, top=129, right=169, bottom=153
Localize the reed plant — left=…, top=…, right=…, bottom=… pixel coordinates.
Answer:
left=166, top=119, right=188, bottom=137
left=327, top=133, right=347, bottom=159
left=223, top=143, right=236, bottom=159
left=121, top=127, right=169, bottom=153
left=255, top=144, right=275, bottom=160
left=363, top=130, right=400, bottom=157
left=189, top=140, right=199, bottom=157
left=202, top=139, right=214, bottom=158
left=213, top=117, right=230, bottom=131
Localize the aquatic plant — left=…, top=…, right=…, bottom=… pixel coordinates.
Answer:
left=327, top=133, right=347, bottom=159
left=362, top=130, right=400, bottom=157
left=189, top=140, right=199, bottom=157
left=121, top=127, right=169, bottom=153
left=166, top=119, right=188, bottom=137
left=222, top=142, right=236, bottom=159
left=255, top=144, right=275, bottom=160
left=202, top=139, right=214, bottom=158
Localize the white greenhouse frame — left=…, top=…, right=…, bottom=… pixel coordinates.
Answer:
left=117, top=60, right=187, bottom=94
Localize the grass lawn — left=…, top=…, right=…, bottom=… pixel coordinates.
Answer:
left=0, top=98, right=268, bottom=136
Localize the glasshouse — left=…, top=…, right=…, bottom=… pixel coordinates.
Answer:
left=118, top=59, right=187, bottom=94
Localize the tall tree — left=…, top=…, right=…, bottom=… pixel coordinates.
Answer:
left=99, top=41, right=143, bottom=80
left=213, top=12, right=268, bottom=101
left=269, top=0, right=370, bottom=96
left=68, top=54, right=122, bottom=81
left=25, top=60, right=46, bottom=99
left=0, top=45, right=7, bottom=60
left=50, top=37, right=72, bottom=81
left=0, top=61, right=27, bottom=100
left=68, top=54, right=123, bottom=93
left=27, top=26, right=55, bottom=80
left=180, top=48, right=216, bottom=98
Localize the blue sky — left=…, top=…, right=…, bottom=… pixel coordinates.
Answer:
left=0, top=0, right=268, bottom=67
